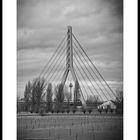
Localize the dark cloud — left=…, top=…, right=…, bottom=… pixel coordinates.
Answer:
left=108, top=0, right=123, bottom=16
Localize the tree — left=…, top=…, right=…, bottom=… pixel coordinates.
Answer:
left=46, top=83, right=53, bottom=112
left=86, top=95, right=100, bottom=107
left=31, top=77, right=45, bottom=113
left=17, top=95, right=20, bottom=113
left=116, top=89, right=123, bottom=103
left=98, top=108, right=102, bottom=114
left=55, top=83, right=64, bottom=109
left=88, top=108, right=92, bottom=114
left=74, top=81, right=80, bottom=106
left=115, top=89, right=123, bottom=113
left=82, top=107, right=86, bottom=114
left=64, top=85, right=72, bottom=107
left=24, top=81, right=32, bottom=112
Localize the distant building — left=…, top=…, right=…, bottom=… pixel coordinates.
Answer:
left=97, top=100, right=117, bottom=110
left=17, top=98, right=83, bottom=113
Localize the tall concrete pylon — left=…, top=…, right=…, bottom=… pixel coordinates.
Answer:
left=61, top=26, right=86, bottom=106
left=61, top=26, right=77, bottom=84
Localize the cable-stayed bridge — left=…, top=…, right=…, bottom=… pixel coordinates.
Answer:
left=39, top=26, right=117, bottom=106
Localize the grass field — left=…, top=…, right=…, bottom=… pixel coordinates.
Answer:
left=17, top=114, right=123, bottom=140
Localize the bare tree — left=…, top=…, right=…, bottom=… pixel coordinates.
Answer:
left=74, top=81, right=80, bottom=106
left=55, top=83, right=64, bottom=109
left=87, top=95, right=100, bottom=103
left=116, top=89, right=123, bottom=103
left=64, top=85, right=72, bottom=106
left=115, top=89, right=123, bottom=113
left=31, top=77, right=46, bottom=113
left=46, top=83, right=53, bottom=112
left=86, top=95, right=100, bottom=106
left=24, top=81, right=32, bottom=112
left=17, top=95, right=20, bottom=113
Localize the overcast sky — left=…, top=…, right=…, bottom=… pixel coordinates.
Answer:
left=17, top=0, right=123, bottom=99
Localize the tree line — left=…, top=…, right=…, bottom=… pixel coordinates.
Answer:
left=18, top=77, right=123, bottom=114
left=22, top=77, right=81, bottom=114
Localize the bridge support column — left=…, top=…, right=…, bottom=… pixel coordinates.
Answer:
left=61, top=26, right=86, bottom=106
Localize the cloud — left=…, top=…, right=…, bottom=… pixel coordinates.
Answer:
left=17, top=0, right=123, bottom=98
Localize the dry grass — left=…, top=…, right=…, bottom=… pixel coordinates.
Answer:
left=17, top=115, right=123, bottom=140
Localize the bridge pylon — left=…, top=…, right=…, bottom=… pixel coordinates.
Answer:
left=39, top=26, right=117, bottom=105
left=61, top=26, right=86, bottom=106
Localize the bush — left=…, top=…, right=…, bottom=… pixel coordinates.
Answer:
left=39, top=108, right=45, bottom=116
left=88, top=109, right=92, bottom=114
left=61, top=109, right=65, bottom=113
left=56, top=110, right=59, bottom=114
left=72, top=109, right=76, bottom=114
left=105, top=109, right=108, bottom=113
left=51, top=110, right=54, bottom=114
left=116, top=108, right=123, bottom=114
left=110, top=109, right=114, bottom=113
left=45, top=109, right=48, bottom=113
left=82, top=108, right=86, bottom=114
left=98, top=108, right=102, bottom=114
left=66, top=109, right=70, bottom=114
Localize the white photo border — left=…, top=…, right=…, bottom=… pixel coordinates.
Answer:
left=3, top=0, right=137, bottom=140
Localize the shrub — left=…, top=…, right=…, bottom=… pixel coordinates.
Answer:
left=39, top=108, right=45, bottom=116
left=56, top=110, right=59, bottom=114
left=82, top=108, right=86, bottom=114
left=110, top=109, right=114, bottom=113
left=72, top=109, right=76, bottom=114
left=61, top=109, right=65, bottom=113
left=105, top=109, right=108, bottom=113
left=98, top=108, right=102, bottom=114
left=88, top=109, right=92, bottom=114
left=36, top=110, right=39, bottom=113
left=51, top=110, right=54, bottom=114
left=66, top=109, right=70, bottom=114
left=45, top=109, right=49, bottom=113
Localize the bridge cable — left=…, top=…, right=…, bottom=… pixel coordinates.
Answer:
left=39, top=35, right=67, bottom=78
left=73, top=46, right=109, bottom=101
left=43, top=57, right=66, bottom=92
left=74, top=68, right=89, bottom=103
left=72, top=34, right=117, bottom=99
left=73, top=52, right=100, bottom=100
left=74, top=59, right=98, bottom=101
left=44, top=45, right=67, bottom=86
left=73, top=41, right=113, bottom=100
left=43, top=40, right=67, bottom=80
left=74, top=61, right=91, bottom=99
left=73, top=40, right=115, bottom=100
left=42, top=39, right=66, bottom=79
left=73, top=45, right=106, bottom=101
left=45, top=54, right=66, bottom=87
